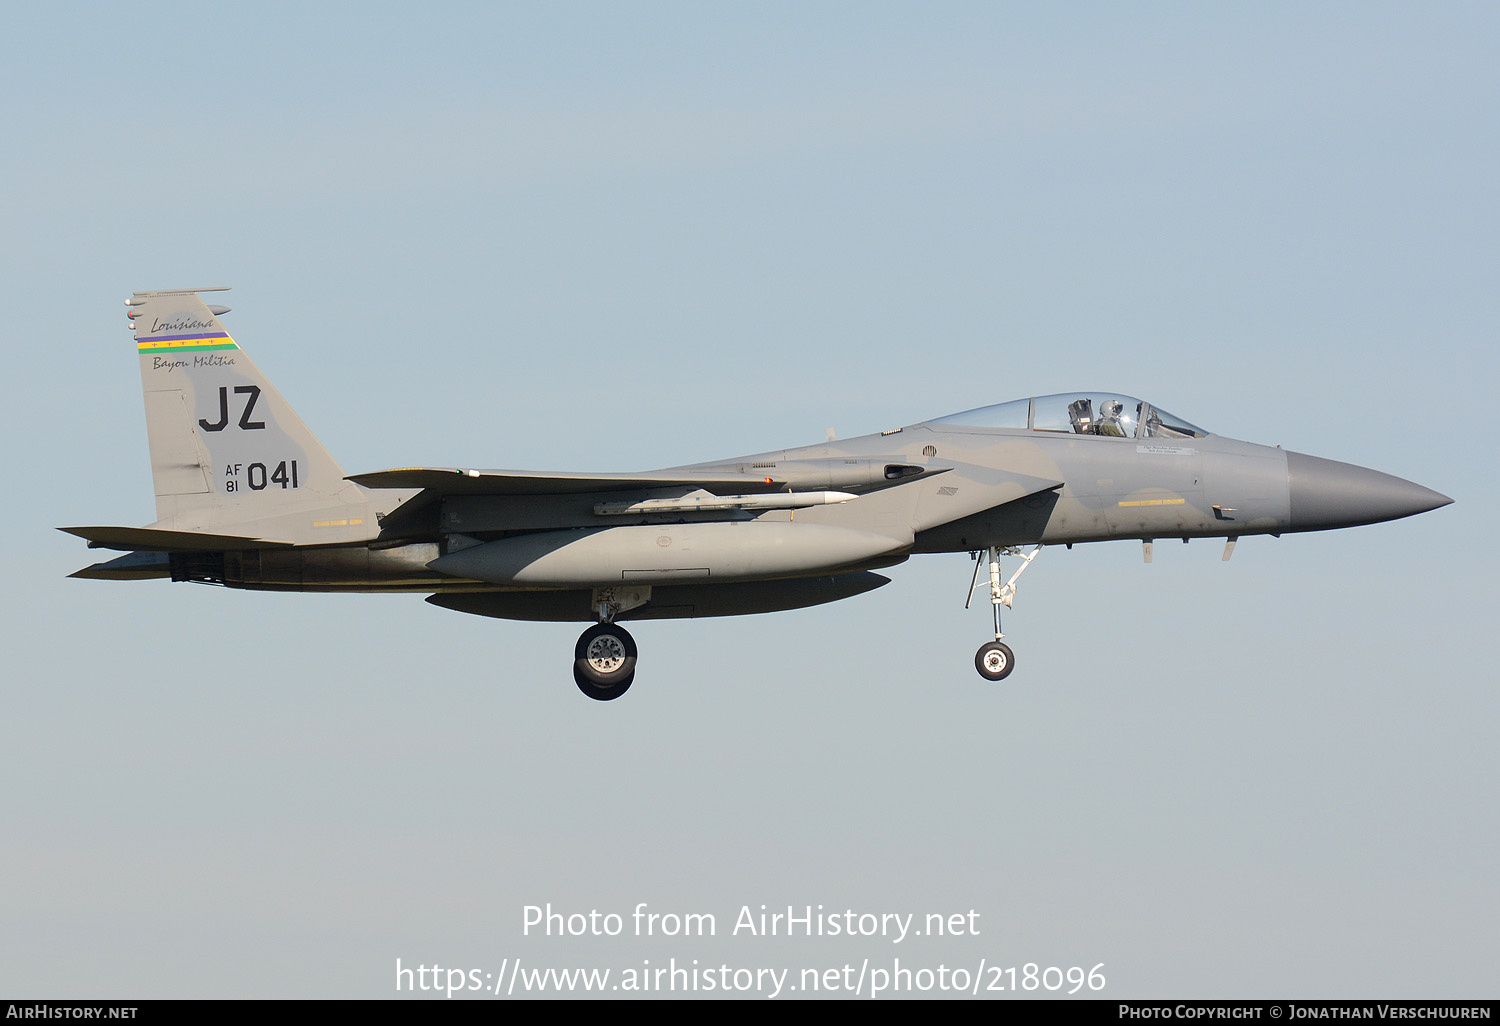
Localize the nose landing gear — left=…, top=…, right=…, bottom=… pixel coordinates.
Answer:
left=966, top=545, right=1042, bottom=682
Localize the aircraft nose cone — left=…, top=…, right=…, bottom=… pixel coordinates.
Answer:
left=1286, top=451, right=1452, bottom=532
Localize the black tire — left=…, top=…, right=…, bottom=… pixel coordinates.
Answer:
left=574, top=623, right=638, bottom=687
left=974, top=641, right=1015, bottom=681
left=574, top=662, right=634, bottom=701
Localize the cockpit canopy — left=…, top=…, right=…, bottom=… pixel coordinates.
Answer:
left=930, top=392, right=1208, bottom=439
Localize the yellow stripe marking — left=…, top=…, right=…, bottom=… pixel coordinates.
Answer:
left=136, top=338, right=238, bottom=350
left=313, top=519, right=365, bottom=527
left=1118, top=498, right=1186, bottom=507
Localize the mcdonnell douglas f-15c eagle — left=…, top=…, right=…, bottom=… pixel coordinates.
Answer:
left=65, top=288, right=1452, bottom=700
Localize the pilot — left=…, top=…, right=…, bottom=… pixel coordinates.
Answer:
left=1097, top=399, right=1126, bottom=437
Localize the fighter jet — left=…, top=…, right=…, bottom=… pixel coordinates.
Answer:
left=65, top=288, right=1452, bottom=700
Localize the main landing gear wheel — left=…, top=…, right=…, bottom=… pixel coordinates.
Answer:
left=975, top=641, right=1015, bottom=682
left=574, top=623, right=637, bottom=700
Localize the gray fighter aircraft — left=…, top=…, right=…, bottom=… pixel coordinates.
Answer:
left=66, top=288, right=1452, bottom=700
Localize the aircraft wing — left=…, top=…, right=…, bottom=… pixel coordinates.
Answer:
left=345, top=467, right=791, bottom=495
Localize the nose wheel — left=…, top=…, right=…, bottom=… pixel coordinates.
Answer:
left=975, top=641, right=1015, bottom=681
left=966, top=545, right=1041, bottom=682
left=574, top=622, right=637, bottom=701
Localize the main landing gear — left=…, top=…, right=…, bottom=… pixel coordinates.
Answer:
left=573, top=586, right=648, bottom=701
left=574, top=623, right=636, bottom=700
left=966, top=545, right=1042, bottom=682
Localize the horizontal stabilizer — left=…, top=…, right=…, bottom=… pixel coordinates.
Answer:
left=58, top=525, right=294, bottom=552
left=70, top=551, right=172, bottom=580
left=346, top=467, right=791, bottom=496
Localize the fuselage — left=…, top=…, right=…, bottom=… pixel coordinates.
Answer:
left=151, top=397, right=1448, bottom=598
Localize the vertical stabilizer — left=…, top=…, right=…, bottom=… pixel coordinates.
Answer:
left=129, top=288, right=362, bottom=534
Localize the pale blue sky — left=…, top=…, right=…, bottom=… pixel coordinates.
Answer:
left=2, top=2, right=1495, bottom=998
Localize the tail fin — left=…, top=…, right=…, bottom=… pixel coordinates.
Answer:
left=129, top=288, right=360, bottom=533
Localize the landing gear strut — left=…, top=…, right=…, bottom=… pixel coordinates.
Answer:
left=967, top=544, right=1042, bottom=682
